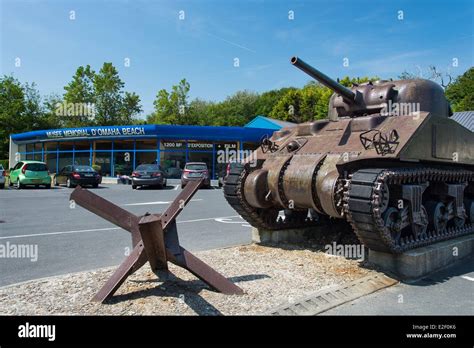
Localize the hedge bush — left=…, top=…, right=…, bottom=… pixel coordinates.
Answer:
left=0, top=159, right=9, bottom=169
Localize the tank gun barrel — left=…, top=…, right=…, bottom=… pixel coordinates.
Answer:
left=291, top=56, right=356, bottom=103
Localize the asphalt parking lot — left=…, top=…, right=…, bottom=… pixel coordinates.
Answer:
left=1, top=182, right=473, bottom=317
left=0, top=183, right=252, bottom=287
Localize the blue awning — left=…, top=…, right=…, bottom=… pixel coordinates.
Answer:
left=11, top=123, right=275, bottom=143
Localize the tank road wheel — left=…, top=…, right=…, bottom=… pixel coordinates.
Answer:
left=382, top=207, right=402, bottom=243
left=426, top=201, right=448, bottom=234
left=446, top=201, right=465, bottom=228
left=377, top=182, right=390, bottom=214
left=412, top=206, right=429, bottom=239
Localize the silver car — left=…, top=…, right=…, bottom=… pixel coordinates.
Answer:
left=131, top=164, right=167, bottom=189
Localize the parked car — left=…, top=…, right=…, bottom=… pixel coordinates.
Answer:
left=218, top=162, right=241, bottom=188
left=0, top=164, right=5, bottom=189
left=181, top=162, right=210, bottom=189
left=54, top=165, right=101, bottom=188
left=9, top=161, right=51, bottom=189
left=131, top=164, right=167, bottom=189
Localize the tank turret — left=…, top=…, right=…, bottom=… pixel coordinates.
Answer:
left=291, top=56, right=452, bottom=119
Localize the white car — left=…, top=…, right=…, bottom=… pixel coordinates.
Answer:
left=0, top=164, right=5, bottom=189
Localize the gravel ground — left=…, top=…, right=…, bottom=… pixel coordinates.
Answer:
left=0, top=242, right=381, bottom=315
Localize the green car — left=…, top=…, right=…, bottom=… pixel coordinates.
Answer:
left=9, top=161, right=51, bottom=189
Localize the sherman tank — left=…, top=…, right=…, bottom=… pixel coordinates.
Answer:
left=224, top=56, right=474, bottom=253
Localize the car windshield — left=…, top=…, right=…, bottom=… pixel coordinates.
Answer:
left=186, top=164, right=207, bottom=171
left=74, top=166, right=95, bottom=172
left=26, top=163, right=48, bottom=172
left=136, top=164, right=161, bottom=171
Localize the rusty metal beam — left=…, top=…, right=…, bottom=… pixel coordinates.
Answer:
left=167, top=247, right=244, bottom=295
left=138, top=214, right=168, bottom=272
left=70, top=186, right=141, bottom=246
left=71, top=178, right=244, bottom=303
left=161, top=179, right=202, bottom=230
left=92, top=243, right=147, bottom=302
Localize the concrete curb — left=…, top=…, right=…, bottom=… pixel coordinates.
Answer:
left=369, top=234, right=474, bottom=280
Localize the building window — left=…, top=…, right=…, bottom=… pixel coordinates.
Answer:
left=114, top=139, right=135, bottom=151
left=160, top=151, right=185, bottom=178
left=93, top=152, right=112, bottom=176
left=74, top=152, right=91, bottom=166
left=136, top=139, right=157, bottom=150
left=136, top=151, right=157, bottom=167
left=34, top=142, right=42, bottom=152
left=95, top=141, right=112, bottom=150
left=44, top=142, right=57, bottom=152
left=58, top=141, right=74, bottom=151
left=188, top=152, right=213, bottom=172
left=113, top=151, right=134, bottom=176
left=74, top=141, right=90, bottom=151
left=45, top=153, right=58, bottom=173
left=58, top=152, right=74, bottom=170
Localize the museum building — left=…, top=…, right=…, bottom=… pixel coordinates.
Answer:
left=9, top=116, right=293, bottom=179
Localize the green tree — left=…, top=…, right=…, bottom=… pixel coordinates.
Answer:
left=445, top=67, right=474, bottom=111
left=212, top=90, right=259, bottom=126
left=120, top=92, right=143, bottom=124
left=23, top=82, right=46, bottom=129
left=148, top=79, right=193, bottom=125
left=188, top=98, right=217, bottom=125
left=63, top=65, right=96, bottom=127
left=148, top=89, right=175, bottom=124
left=270, top=89, right=303, bottom=122
left=270, top=83, right=328, bottom=122
left=42, top=93, right=65, bottom=128
left=254, top=88, right=296, bottom=117
left=0, top=77, right=53, bottom=159
left=0, top=76, right=26, bottom=159
left=93, top=62, right=125, bottom=125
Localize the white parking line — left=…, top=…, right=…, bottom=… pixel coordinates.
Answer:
left=461, top=275, right=474, bottom=282
left=0, top=215, right=241, bottom=240
left=124, top=199, right=202, bottom=206
left=0, top=227, right=121, bottom=240
left=174, top=185, right=179, bottom=190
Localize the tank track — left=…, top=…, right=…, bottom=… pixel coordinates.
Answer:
left=344, top=167, right=474, bottom=253
left=223, top=163, right=320, bottom=230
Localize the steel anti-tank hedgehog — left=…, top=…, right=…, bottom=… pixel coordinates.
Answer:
left=224, top=56, right=474, bottom=253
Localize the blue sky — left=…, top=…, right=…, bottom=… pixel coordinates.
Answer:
left=1, top=0, right=473, bottom=117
